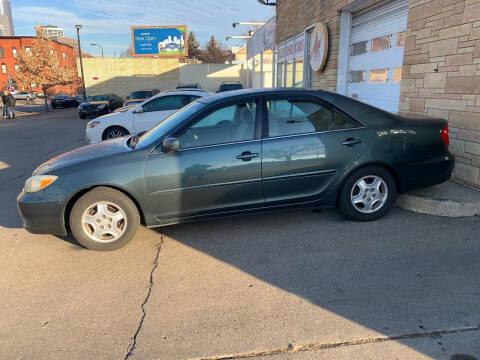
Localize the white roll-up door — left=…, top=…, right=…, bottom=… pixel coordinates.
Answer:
left=347, top=0, right=409, bottom=113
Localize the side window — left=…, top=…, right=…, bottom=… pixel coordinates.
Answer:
left=333, top=111, right=361, bottom=130
left=267, top=99, right=332, bottom=137
left=143, top=95, right=189, bottom=112
left=178, top=102, right=257, bottom=149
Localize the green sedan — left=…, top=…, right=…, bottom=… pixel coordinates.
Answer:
left=17, top=89, right=454, bottom=251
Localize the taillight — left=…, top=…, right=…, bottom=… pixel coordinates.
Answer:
left=440, top=123, right=449, bottom=148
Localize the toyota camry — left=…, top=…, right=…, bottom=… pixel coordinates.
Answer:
left=17, top=89, right=454, bottom=251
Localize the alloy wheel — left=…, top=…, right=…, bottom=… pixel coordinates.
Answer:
left=81, top=202, right=127, bottom=243
left=350, top=175, right=388, bottom=214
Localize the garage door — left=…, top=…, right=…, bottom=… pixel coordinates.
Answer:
left=347, top=0, right=409, bottom=113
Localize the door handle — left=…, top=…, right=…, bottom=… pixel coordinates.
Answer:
left=342, top=138, right=362, bottom=147
left=236, top=151, right=259, bottom=161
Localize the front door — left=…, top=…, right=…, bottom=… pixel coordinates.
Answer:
left=144, top=99, right=263, bottom=221
left=262, top=97, right=371, bottom=204
left=133, top=94, right=192, bottom=133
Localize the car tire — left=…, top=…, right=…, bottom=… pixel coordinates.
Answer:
left=102, top=126, right=129, bottom=140
left=338, top=165, right=397, bottom=221
left=69, top=187, right=140, bottom=251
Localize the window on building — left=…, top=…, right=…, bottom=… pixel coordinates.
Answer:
left=14, top=63, right=19, bottom=72
left=351, top=41, right=367, bottom=56
left=369, top=69, right=388, bottom=82
left=62, top=52, right=67, bottom=61
left=294, top=57, right=304, bottom=88
left=25, top=47, right=31, bottom=52
left=393, top=67, right=402, bottom=82
left=178, top=102, right=257, bottom=148
left=371, top=35, right=391, bottom=52
left=0, top=27, right=4, bottom=36
left=1, top=64, right=6, bottom=74
left=396, top=32, right=406, bottom=47
left=285, top=60, right=294, bottom=87
left=0, top=47, right=4, bottom=58
left=276, top=61, right=284, bottom=87
left=349, top=70, right=364, bottom=83
left=12, top=47, right=17, bottom=58
left=267, top=99, right=332, bottom=137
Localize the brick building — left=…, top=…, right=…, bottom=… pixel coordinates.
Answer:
left=0, top=36, right=77, bottom=95
left=275, top=0, right=480, bottom=189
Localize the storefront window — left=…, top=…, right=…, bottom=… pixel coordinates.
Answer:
left=369, top=69, right=388, bottom=82
left=294, top=57, right=304, bottom=87
left=277, top=62, right=284, bottom=87
left=285, top=60, right=294, bottom=87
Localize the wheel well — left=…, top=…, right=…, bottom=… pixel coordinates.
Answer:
left=336, top=163, right=402, bottom=202
left=64, top=185, right=146, bottom=232
left=102, top=125, right=130, bottom=140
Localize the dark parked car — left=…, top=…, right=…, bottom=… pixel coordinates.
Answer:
left=18, top=89, right=454, bottom=251
left=124, top=89, right=160, bottom=107
left=176, top=83, right=201, bottom=90
left=218, top=82, right=243, bottom=92
left=78, top=93, right=123, bottom=119
left=51, top=95, right=78, bottom=108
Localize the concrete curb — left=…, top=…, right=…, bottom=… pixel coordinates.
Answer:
left=396, top=193, right=480, bottom=217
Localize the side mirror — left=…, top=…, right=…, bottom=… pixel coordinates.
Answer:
left=133, top=106, right=144, bottom=113
left=162, top=137, right=179, bottom=153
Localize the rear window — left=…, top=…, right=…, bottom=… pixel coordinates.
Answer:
left=87, top=95, right=109, bottom=101
left=129, top=91, right=153, bottom=99
left=219, top=84, right=243, bottom=92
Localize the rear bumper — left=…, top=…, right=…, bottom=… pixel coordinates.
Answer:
left=398, top=151, right=455, bottom=193
left=17, top=190, right=67, bottom=236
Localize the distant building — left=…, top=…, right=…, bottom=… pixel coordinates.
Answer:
left=0, top=0, right=14, bottom=36
left=42, top=25, right=64, bottom=38
left=0, top=36, right=77, bottom=94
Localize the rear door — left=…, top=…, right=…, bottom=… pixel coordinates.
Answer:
left=133, top=94, right=194, bottom=133
left=261, top=95, right=371, bottom=204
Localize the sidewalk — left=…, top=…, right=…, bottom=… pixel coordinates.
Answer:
left=396, top=181, right=480, bottom=217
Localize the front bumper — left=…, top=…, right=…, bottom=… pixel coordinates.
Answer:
left=17, top=190, right=67, bottom=236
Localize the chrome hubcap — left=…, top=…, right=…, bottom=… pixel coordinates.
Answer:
left=107, top=130, right=125, bottom=139
left=350, top=175, right=388, bottom=214
left=81, top=202, right=127, bottom=243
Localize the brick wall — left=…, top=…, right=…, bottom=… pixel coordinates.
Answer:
left=400, top=0, right=480, bottom=188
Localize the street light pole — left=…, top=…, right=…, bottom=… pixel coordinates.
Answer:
left=76, top=25, right=87, bottom=100
left=91, top=43, right=104, bottom=58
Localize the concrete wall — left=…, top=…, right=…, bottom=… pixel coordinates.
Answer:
left=77, top=58, right=243, bottom=97
left=399, top=0, right=480, bottom=188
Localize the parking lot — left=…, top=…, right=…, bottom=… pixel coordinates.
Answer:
left=1, top=109, right=479, bottom=359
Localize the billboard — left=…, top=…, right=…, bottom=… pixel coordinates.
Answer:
left=131, top=25, right=187, bottom=57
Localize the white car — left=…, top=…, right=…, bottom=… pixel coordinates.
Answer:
left=85, top=91, right=208, bottom=143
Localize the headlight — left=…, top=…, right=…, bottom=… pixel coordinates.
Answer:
left=97, top=104, right=106, bottom=109
left=87, top=121, right=101, bottom=128
left=24, top=175, right=58, bottom=193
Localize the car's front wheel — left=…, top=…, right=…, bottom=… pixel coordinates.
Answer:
left=70, top=187, right=140, bottom=251
left=103, top=126, right=129, bottom=140
left=338, top=166, right=396, bottom=221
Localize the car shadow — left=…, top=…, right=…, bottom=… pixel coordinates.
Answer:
left=156, top=207, right=480, bottom=358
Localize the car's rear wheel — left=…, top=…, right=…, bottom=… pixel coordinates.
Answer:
left=103, top=126, right=129, bottom=140
left=70, top=187, right=140, bottom=251
left=338, top=166, right=396, bottom=221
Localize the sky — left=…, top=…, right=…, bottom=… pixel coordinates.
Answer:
left=10, top=0, right=275, bottom=57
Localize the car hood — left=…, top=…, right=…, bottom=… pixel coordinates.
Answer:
left=34, top=137, right=131, bottom=175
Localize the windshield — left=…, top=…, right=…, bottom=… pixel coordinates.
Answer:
left=87, top=95, right=109, bottom=102
left=129, top=91, right=153, bottom=99
left=136, top=101, right=206, bottom=149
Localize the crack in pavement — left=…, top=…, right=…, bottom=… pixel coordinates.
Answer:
left=188, top=325, right=480, bottom=360
left=124, top=236, right=164, bottom=360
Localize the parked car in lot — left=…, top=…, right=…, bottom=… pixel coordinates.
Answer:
left=78, top=93, right=123, bottom=119
left=74, top=95, right=84, bottom=104
left=85, top=90, right=208, bottom=143
left=17, top=88, right=454, bottom=251
left=13, top=91, right=37, bottom=103
left=51, top=95, right=78, bottom=108
left=217, top=81, right=243, bottom=92
left=124, top=89, right=160, bottom=107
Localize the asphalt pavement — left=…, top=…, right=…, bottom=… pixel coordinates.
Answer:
left=0, top=109, right=479, bottom=360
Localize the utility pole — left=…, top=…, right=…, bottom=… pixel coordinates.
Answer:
left=76, top=25, right=87, bottom=100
